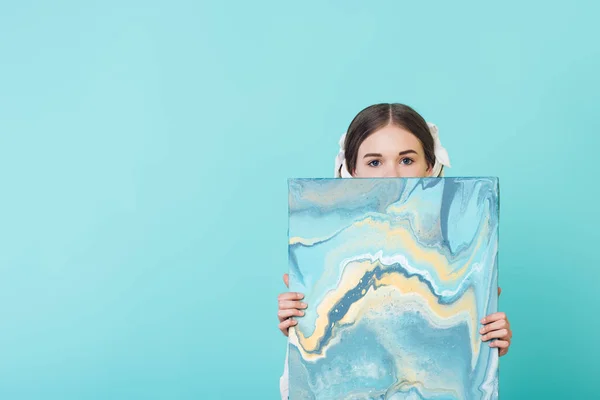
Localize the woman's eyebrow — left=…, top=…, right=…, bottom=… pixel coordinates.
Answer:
left=363, top=150, right=418, bottom=158
left=398, top=150, right=417, bottom=156
left=363, top=153, right=382, bottom=158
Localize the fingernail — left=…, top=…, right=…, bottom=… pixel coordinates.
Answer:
left=300, top=311, right=305, bottom=316
left=301, top=302, right=308, bottom=308
left=479, top=328, right=485, bottom=334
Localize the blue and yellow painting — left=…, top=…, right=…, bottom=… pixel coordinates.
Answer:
left=287, top=178, right=499, bottom=400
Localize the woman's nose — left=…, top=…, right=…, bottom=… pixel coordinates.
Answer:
left=389, top=166, right=403, bottom=178
left=383, top=167, right=401, bottom=178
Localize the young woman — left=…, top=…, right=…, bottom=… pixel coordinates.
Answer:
left=277, top=103, right=512, bottom=399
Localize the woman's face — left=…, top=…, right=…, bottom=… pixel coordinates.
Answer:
left=352, top=124, right=431, bottom=178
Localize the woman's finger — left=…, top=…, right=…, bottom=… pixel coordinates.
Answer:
left=490, top=340, right=510, bottom=349
left=283, top=273, right=289, bottom=288
left=480, top=312, right=506, bottom=324
left=278, top=308, right=305, bottom=320
left=278, top=300, right=308, bottom=311
left=480, top=319, right=508, bottom=335
left=481, top=329, right=510, bottom=342
left=279, top=318, right=297, bottom=336
left=278, top=292, right=304, bottom=302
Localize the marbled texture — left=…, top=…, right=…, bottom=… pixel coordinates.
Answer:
left=287, top=178, right=499, bottom=400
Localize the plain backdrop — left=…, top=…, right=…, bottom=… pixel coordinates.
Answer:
left=1, top=1, right=599, bottom=398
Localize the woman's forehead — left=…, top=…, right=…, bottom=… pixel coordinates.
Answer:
left=358, top=125, right=423, bottom=155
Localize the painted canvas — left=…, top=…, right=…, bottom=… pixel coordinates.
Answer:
left=287, top=177, right=499, bottom=400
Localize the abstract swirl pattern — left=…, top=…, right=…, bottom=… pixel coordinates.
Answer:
left=287, top=178, right=499, bottom=400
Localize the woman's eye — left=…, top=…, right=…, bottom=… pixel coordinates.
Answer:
left=400, top=158, right=414, bottom=165
left=368, top=160, right=381, bottom=167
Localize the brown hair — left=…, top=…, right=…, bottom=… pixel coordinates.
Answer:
left=344, top=103, right=435, bottom=174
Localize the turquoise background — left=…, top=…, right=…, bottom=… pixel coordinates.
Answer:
left=1, top=1, right=598, bottom=398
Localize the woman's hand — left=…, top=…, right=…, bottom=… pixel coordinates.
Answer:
left=480, top=287, right=512, bottom=356
left=278, top=273, right=307, bottom=337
